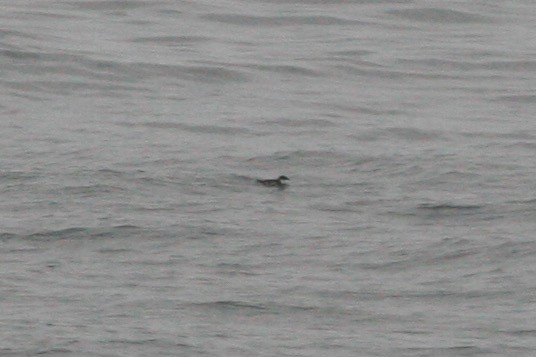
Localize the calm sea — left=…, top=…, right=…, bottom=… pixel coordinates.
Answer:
left=1, top=0, right=535, bottom=355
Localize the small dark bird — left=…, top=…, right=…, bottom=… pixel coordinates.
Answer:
left=256, top=175, right=289, bottom=188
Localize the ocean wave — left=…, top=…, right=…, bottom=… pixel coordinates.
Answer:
left=417, top=203, right=483, bottom=211
left=4, top=51, right=249, bottom=99
left=387, top=7, right=492, bottom=24
left=242, top=63, right=320, bottom=77
left=259, top=117, right=336, bottom=128
left=331, top=64, right=464, bottom=80
left=261, top=0, right=412, bottom=3
left=192, top=300, right=267, bottom=311
left=403, top=346, right=491, bottom=355
left=0, top=49, right=42, bottom=60
left=246, top=149, right=356, bottom=169
left=202, top=13, right=365, bottom=27
left=119, top=121, right=250, bottom=135
left=109, top=62, right=251, bottom=83
left=352, top=127, right=443, bottom=142
left=1, top=225, right=143, bottom=241
left=65, top=0, right=150, bottom=11
left=394, top=58, right=535, bottom=74
left=131, top=35, right=211, bottom=46
left=189, top=300, right=323, bottom=315
left=61, top=184, right=127, bottom=195
left=0, top=170, right=41, bottom=181
left=496, top=94, right=536, bottom=104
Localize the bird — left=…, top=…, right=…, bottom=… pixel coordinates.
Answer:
left=256, top=175, right=289, bottom=188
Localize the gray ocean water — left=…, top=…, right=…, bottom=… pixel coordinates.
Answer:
left=1, top=0, right=536, bottom=355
